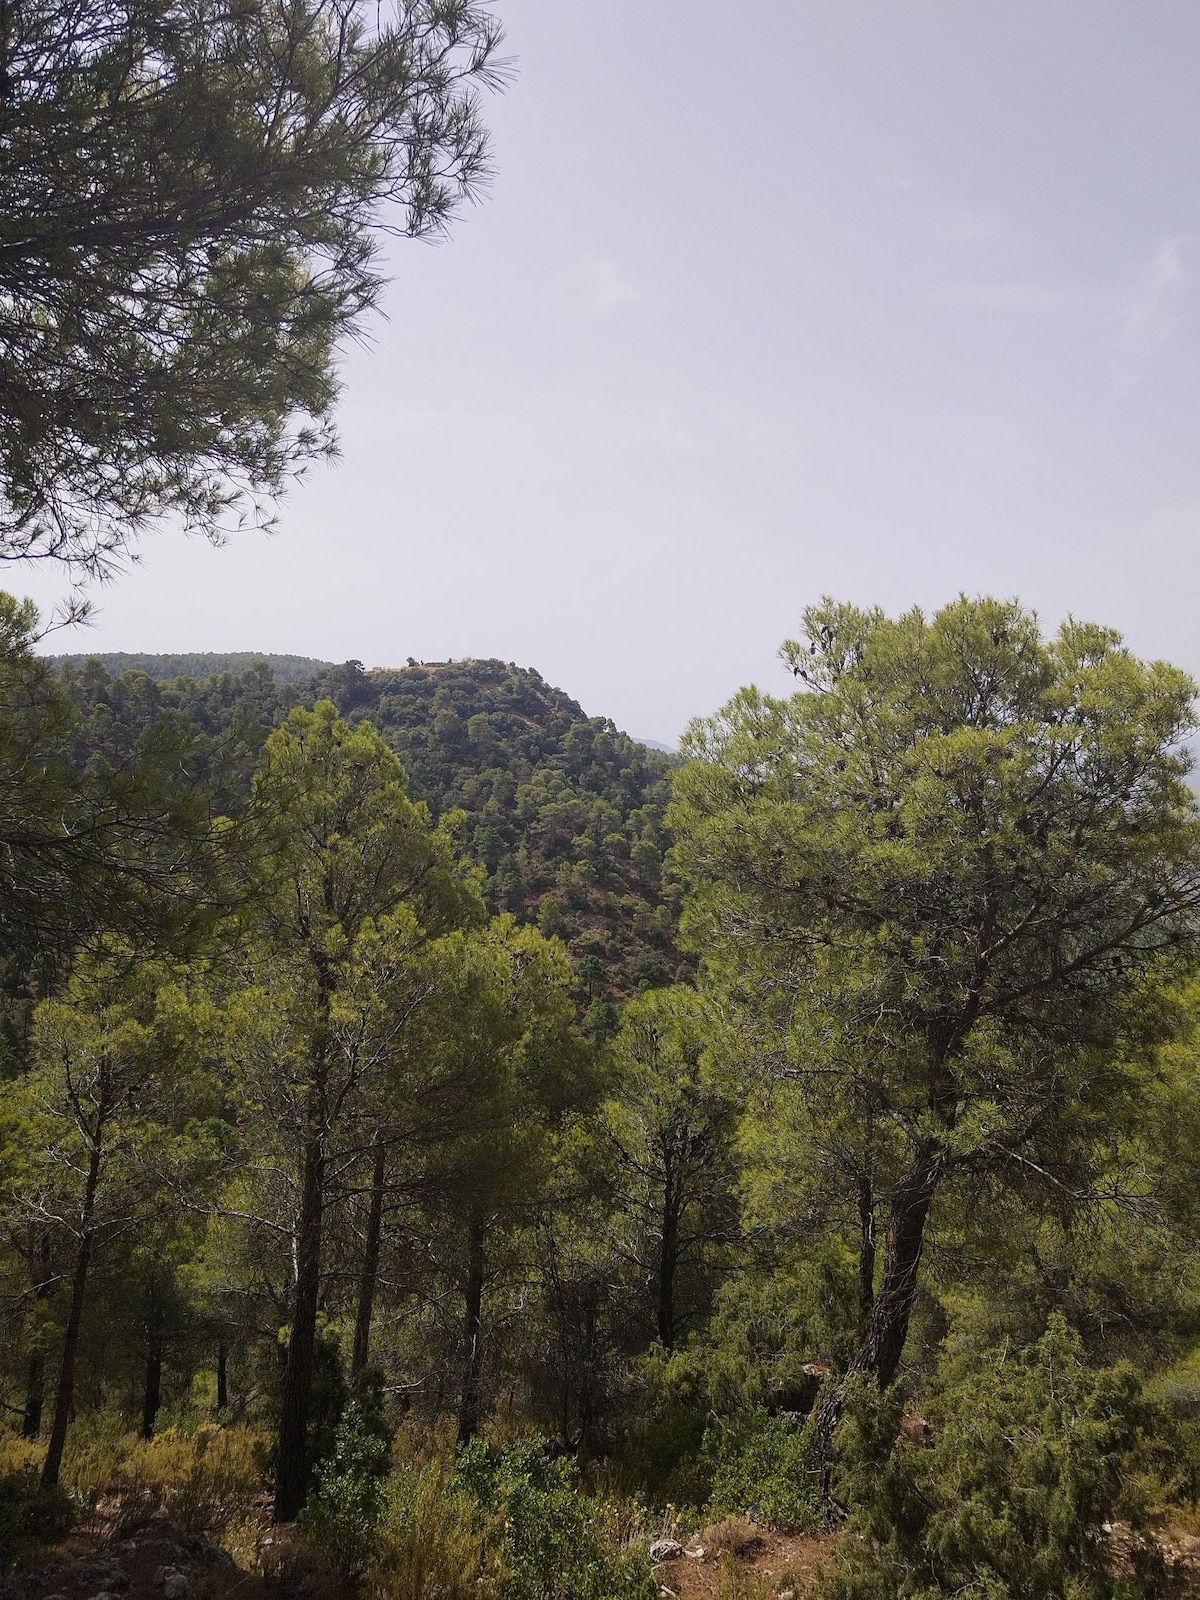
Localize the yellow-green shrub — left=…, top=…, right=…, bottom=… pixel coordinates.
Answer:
left=114, top=1423, right=267, bottom=1533
left=0, top=1437, right=44, bottom=1477
left=48, top=1418, right=265, bottom=1534
left=369, top=1463, right=502, bottom=1600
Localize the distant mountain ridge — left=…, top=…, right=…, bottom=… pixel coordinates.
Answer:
left=48, top=653, right=676, bottom=750
left=49, top=650, right=334, bottom=684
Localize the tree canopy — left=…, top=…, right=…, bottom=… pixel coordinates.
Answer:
left=0, top=595, right=227, bottom=994
left=0, top=0, right=503, bottom=572
left=671, top=596, right=1200, bottom=1460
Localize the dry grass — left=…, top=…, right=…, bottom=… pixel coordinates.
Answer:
left=0, top=1420, right=268, bottom=1547
left=0, top=1436, right=45, bottom=1476
left=110, top=1424, right=267, bottom=1535
left=701, top=1515, right=768, bottom=1561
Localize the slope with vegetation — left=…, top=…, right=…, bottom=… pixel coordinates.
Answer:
left=313, top=658, right=685, bottom=1012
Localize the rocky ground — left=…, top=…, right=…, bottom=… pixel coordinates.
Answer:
left=6, top=1511, right=1200, bottom=1600
left=650, top=1518, right=1200, bottom=1600
left=0, top=1518, right=270, bottom=1600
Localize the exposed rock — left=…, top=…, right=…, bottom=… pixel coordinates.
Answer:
left=74, top=1566, right=129, bottom=1592
left=649, top=1539, right=685, bottom=1563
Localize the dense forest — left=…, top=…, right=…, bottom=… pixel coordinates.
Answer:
left=4, top=595, right=1200, bottom=1600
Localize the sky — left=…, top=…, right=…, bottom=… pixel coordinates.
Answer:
left=18, top=1, right=1200, bottom=745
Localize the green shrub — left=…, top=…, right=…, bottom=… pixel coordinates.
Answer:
left=361, top=1430, right=656, bottom=1600
left=301, top=1388, right=392, bottom=1575
left=620, top=1254, right=853, bottom=1510
left=703, top=1409, right=821, bottom=1531
left=0, top=1466, right=73, bottom=1560
left=621, top=1345, right=713, bottom=1507
left=455, top=1436, right=657, bottom=1600
left=818, top=1316, right=1160, bottom=1600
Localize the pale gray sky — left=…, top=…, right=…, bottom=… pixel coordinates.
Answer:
left=20, top=2, right=1200, bottom=743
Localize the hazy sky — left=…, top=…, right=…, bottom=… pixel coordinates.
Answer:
left=19, top=2, right=1200, bottom=743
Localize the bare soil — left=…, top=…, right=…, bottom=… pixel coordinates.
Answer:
left=654, top=1531, right=831, bottom=1599
left=654, top=1523, right=1200, bottom=1600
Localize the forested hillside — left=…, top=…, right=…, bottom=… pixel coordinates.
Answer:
left=52, top=654, right=685, bottom=1016
left=6, top=602, right=1200, bottom=1600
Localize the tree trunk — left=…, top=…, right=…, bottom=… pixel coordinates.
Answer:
left=22, top=1234, right=55, bottom=1438
left=274, top=1128, right=326, bottom=1523
left=22, top=1352, right=46, bottom=1440
left=456, top=1214, right=486, bottom=1446
left=577, top=1291, right=597, bottom=1451
left=657, top=1159, right=679, bottom=1350
left=856, top=1170, right=876, bottom=1335
left=42, top=1120, right=106, bottom=1489
left=142, top=1340, right=163, bottom=1439
left=813, top=1141, right=943, bottom=1481
left=216, top=1341, right=229, bottom=1413
left=351, top=1132, right=387, bottom=1379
